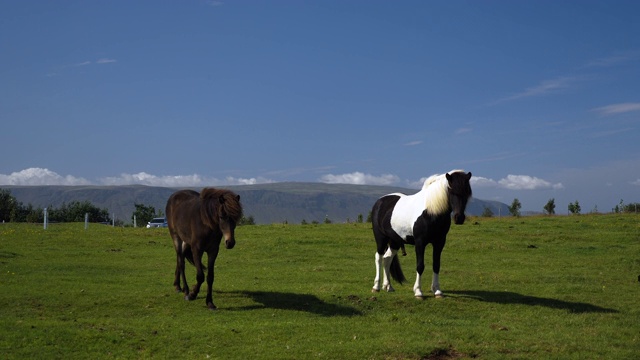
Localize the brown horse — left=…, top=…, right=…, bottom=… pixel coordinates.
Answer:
left=166, top=188, right=243, bottom=310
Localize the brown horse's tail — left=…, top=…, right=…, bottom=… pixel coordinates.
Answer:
left=183, top=247, right=207, bottom=270
left=389, top=255, right=406, bottom=284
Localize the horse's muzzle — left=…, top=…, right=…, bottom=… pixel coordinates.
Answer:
left=225, top=238, right=236, bottom=249
left=453, top=213, right=466, bottom=225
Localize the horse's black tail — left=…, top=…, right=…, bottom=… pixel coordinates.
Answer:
left=183, top=247, right=206, bottom=270
left=389, top=254, right=406, bottom=284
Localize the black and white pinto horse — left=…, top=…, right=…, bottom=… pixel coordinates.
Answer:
left=371, top=170, right=472, bottom=298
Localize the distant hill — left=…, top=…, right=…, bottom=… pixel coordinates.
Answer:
left=4, top=183, right=509, bottom=225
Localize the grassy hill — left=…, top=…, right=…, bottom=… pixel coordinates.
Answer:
left=4, top=183, right=508, bottom=225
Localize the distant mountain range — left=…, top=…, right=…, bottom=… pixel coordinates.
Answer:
left=4, top=183, right=509, bottom=225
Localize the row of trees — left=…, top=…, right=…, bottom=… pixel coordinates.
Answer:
left=482, top=197, right=640, bottom=217
left=1, top=189, right=257, bottom=226
left=1, top=189, right=111, bottom=223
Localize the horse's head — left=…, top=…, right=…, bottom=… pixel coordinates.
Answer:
left=201, top=188, right=243, bottom=249
left=446, top=171, right=472, bottom=225
left=218, top=193, right=242, bottom=249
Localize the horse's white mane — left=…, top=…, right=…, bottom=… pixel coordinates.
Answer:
left=421, top=170, right=465, bottom=215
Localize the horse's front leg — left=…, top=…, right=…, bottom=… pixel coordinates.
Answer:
left=413, top=239, right=426, bottom=299
left=431, top=239, right=445, bottom=298
left=205, top=247, right=220, bottom=310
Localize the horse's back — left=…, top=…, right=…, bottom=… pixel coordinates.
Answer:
left=372, top=194, right=401, bottom=234
left=167, top=190, right=199, bottom=209
left=168, top=189, right=199, bottom=204
left=166, top=190, right=201, bottom=232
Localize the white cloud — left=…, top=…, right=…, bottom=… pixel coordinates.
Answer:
left=492, top=76, right=578, bottom=104
left=469, top=174, right=563, bottom=190
left=404, top=141, right=423, bottom=146
left=320, top=172, right=400, bottom=186
left=225, top=176, right=274, bottom=185
left=582, top=51, right=640, bottom=68
left=0, top=168, right=90, bottom=186
left=96, top=58, right=117, bottom=64
left=589, top=127, right=634, bottom=138
left=498, top=175, right=564, bottom=190
left=100, top=172, right=207, bottom=187
left=0, top=168, right=275, bottom=187
left=100, top=173, right=274, bottom=187
left=470, top=176, right=498, bottom=187
left=48, top=58, right=117, bottom=76
left=631, top=179, right=640, bottom=186
left=455, top=127, right=472, bottom=135
left=2, top=168, right=567, bottom=192
left=592, top=102, right=640, bottom=115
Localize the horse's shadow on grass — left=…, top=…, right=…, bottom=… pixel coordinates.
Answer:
left=219, top=290, right=363, bottom=317
left=448, top=290, right=618, bottom=314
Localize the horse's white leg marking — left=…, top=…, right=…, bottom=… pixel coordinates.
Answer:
left=413, top=271, right=423, bottom=298
left=382, top=247, right=397, bottom=292
left=372, top=252, right=382, bottom=292
left=431, top=273, right=443, bottom=297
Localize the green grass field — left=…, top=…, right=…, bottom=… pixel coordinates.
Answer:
left=1, top=215, right=638, bottom=359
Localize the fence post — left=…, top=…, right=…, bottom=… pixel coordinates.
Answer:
left=43, top=207, right=48, bottom=230
left=85, top=213, right=89, bottom=230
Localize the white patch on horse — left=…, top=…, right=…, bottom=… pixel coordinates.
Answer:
left=181, top=242, right=189, bottom=252
left=413, top=271, right=423, bottom=298
left=389, top=171, right=462, bottom=240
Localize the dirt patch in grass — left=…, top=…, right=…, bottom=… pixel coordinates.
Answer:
left=422, top=347, right=468, bottom=359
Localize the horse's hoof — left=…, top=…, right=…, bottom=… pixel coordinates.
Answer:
left=371, top=288, right=380, bottom=293
left=434, top=291, right=444, bottom=299
left=207, top=303, right=217, bottom=310
left=415, top=295, right=425, bottom=300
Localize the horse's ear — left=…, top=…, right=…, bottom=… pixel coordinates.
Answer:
left=466, top=172, right=472, bottom=180
left=236, top=195, right=240, bottom=202
left=446, top=173, right=452, bottom=182
left=219, top=195, right=226, bottom=204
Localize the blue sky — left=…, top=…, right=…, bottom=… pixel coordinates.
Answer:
left=1, top=0, right=639, bottom=213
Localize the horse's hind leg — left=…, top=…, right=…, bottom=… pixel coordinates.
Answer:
left=174, top=254, right=183, bottom=292
left=372, top=252, right=383, bottom=292
left=373, top=237, right=393, bottom=292
left=381, top=246, right=397, bottom=292
left=172, top=238, right=187, bottom=294
left=373, top=249, right=397, bottom=292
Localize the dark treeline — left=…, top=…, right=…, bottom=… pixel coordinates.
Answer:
left=0, top=188, right=110, bottom=223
